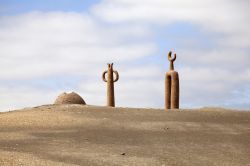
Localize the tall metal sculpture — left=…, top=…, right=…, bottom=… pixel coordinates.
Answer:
left=165, top=51, right=179, bottom=109
left=102, top=63, right=119, bottom=107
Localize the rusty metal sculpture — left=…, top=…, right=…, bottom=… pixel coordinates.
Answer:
left=165, top=51, right=179, bottom=110
left=102, top=63, right=119, bottom=107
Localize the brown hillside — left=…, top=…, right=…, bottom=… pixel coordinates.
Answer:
left=0, top=105, right=249, bottom=166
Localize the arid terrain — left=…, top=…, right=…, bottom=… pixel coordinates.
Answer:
left=0, top=105, right=249, bottom=166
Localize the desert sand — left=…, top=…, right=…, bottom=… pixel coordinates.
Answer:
left=0, top=104, right=249, bottom=166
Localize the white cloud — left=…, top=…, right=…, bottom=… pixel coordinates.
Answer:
left=91, top=0, right=250, bottom=48
left=0, top=12, right=156, bottom=80
left=0, top=85, right=59, bottom=111
left=0, top=11, right=159, bottom=110
left=0, top=0, right=249, bottom=111
left=178, top=49, right=250, bottom=70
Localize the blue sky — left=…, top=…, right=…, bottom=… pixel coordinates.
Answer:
left=0, top=0, right=100, bottom=14
left=0, top=0, right=249, bottom=111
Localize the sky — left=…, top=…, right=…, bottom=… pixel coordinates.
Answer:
left=0, top=0, right=249, bottom=111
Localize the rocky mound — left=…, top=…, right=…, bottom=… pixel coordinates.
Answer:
left=54, top=92, right=86, bottom=105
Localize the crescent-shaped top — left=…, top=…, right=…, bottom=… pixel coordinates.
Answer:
left=168, top=51, right=176, bottom=62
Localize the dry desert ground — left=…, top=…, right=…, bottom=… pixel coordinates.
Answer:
left=0, top=104, right=249, bottom=166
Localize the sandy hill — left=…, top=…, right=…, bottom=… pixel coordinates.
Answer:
left=0, top=105, right=249, bottom=166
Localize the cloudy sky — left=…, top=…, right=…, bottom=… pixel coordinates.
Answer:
left=0, top=0, right=249, bottom=111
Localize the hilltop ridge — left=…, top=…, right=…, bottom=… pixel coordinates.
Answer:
left=0, top=105, right=249, bottom=166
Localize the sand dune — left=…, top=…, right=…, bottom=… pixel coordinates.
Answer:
left=0, top=105, right=249, bottom=166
